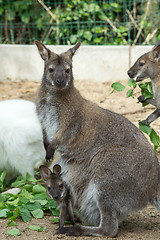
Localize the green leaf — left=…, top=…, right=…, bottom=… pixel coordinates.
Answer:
left=0, top=170, right=7, bottom=183
left=0, top=209, right=9, bottom=218
left=27, top=202, right=41, bottom=211
left=6, top=228, right=21, bottom=236
left=7, top=220, right=18, bottom=227
left=126, top=89, right=133, bottom=98
left=50, top=218, right=59, bottom=223
left=139, top=122, right=151, bottom=135
left=50, top=208, right=59, bottom=217
left=70, top=35, right=77, bottom=44
left=18, top=207, right=31, bottom=222
left=150, top=129, right=159, bottom=151
left=28, top=225, right=46, bottom=232
left=84, top=31, right=92, bottom=41
left=32, top=183, right=46, bottom=194
left=31, top=209, right=44, bottom=219
left=127, top=79, right=137, bottom=89
left=111, top=82, right=125, bottom=92
left=25, top=173, right=37, bottom=183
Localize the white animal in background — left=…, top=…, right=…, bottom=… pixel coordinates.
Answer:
left=0, top=99, right=45, bottom=181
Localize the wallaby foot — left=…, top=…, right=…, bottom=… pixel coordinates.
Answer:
left=58, top=208, right=118, bottom=237
left=58, top=224, right=118, bottom=237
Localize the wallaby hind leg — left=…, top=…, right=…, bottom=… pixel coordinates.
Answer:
left=151, top=186, right=160, bottom=212
left=142, top=109, right=160, bottom=125
left=58, top=206, right=118, bottom=237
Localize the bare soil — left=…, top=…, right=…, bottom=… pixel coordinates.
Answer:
left=0, top=80, right=160, bottom=240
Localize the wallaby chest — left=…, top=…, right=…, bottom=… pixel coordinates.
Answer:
left=37, top=95, right=59, bottom=143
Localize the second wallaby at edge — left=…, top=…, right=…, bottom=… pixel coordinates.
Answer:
left=128, top=40, right=160, bottom=125
left=35, top=40, right=160, bottom=237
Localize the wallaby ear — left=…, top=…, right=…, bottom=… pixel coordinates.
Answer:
left=39, top=165, right=51, bottom=181
left=53, top=164, right=61, bottom=176
left=150, top=44, right=160, bottom=62
left=65, top=42, right=81, bottom=58
left=35, top=40, right=51, bottom=61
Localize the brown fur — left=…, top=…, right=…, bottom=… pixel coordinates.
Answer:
left=35, top=41, right=160, bottom=237
left=128, top=41, right=160, bottom=124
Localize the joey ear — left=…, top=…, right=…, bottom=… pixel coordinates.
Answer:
left=35, top=40, right=51, bottom=61
left=39, top=165, right=51, bottom=181
left=65, top=42, right=81, bottom=58
left=53, top=164, right=61, bottom=175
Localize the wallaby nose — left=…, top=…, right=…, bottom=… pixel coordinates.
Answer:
left=127, top=70, right=132, bottom=77
left=55, top=78, right=66, bottom=88
left=56, top=78, right=64, bottom=85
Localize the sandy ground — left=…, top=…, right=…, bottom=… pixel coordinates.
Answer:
left=0, top=79, right=160, bottom=240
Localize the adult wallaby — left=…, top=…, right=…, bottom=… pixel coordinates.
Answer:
left=128, top=41, right=160, bottom=124
left=0, top=99, right=45, bottom=181
left=40, top=164, right=75, bottom=229
left=35, top=40, right=160, bottom=237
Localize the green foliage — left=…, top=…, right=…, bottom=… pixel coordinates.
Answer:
left=111, top=79, right=160, bottom=151
left=1, top=0, right=159, bottom=45
left=0, top=171, right=59, bottom=225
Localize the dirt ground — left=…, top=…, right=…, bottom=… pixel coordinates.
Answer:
left=0, top=79, right=160, bottom=240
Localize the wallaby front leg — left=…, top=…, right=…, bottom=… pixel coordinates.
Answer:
left=42, top=128, right=49, bottom=151
left=138, top=96, right=157, bottom=107
left=142, top=109, right=160, bottom=125
left=66, top=200, right=75, bottom=226
left=59, top=204, right=68, bottom=229
left=58, top=205, right=118, bottom=237
left=46, top=139, right=59, bottom=162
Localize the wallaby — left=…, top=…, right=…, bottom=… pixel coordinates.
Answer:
left=40, top=164, right=75, bottom=229
left=35, top=40, right=160, bottom=237
left=0, top=99, right=45, bottom=181
left=128, top=41, right=160, bottom=124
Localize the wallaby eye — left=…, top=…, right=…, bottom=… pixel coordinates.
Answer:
left=65, top=68, right=70, bottom=74
left=48, top=68, right=54, bottom=73
left=47, top=186, right=51, bottom=191
left=138, top=62, right=145, bottom=67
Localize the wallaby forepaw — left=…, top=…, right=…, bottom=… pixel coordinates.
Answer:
left=141, top=120, right=150, bottom=125
left=138, top=95, right=145, bottom=103
left=46, top=146, right=55, bottom=162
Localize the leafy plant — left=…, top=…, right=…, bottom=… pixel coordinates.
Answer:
left=0, top=0, right=160, bottom=45
left=0, top=172, right=59, bottom=223
left=111, top=79, right=159, bottom=151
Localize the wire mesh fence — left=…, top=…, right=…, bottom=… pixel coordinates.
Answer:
left=0, top=0, right=160, bottom=45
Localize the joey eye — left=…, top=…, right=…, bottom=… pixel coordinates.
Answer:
left=48, top=68, right=54, bottom=73
left=59, top=183, right=63, bottom=188
left=138, top=62, right=145, bottom=67
left=65, top=68, right=70, bottom=74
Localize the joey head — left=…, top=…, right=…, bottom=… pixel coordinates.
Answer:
left=36, top=41, right=160, bottom=237
left=40, top=164, right=75, bottom=229
left=128, top=40, right=160, bottom=124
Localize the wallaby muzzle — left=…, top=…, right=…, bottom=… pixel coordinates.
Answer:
left=54, top=78, right=66, bottom=89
